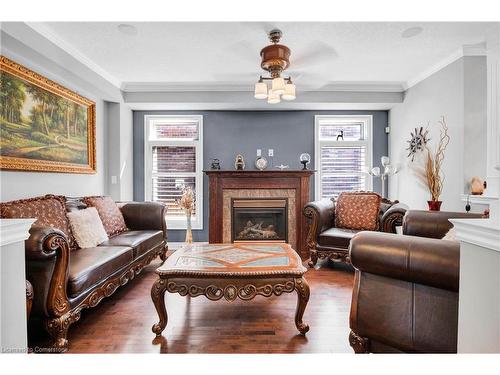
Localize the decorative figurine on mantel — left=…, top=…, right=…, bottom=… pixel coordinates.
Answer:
left=176, top=186, right=195, bottom=244
left=276, top=164, right=290, bottom=170
left=235, top=154, right=245, bottom=170
left=211, top=158, right=221, bottom=170
left=299, top=153, right=311, bottom=170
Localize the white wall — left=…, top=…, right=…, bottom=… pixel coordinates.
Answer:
left=389, top=56, right=487, bottom=211
left=0, top=24, right=134, bottom=202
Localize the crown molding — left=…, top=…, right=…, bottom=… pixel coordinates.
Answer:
left=121, top=81, right=405, bottom=93
left=24, top=22, right=122, bottom=89
left=404, top=44, right=487, bottom=90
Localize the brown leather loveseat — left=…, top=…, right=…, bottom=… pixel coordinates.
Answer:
left=0, top=194, right=168, bottom=352
left=348, top=210, right=483, bottom=353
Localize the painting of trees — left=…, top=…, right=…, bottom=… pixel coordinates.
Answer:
left=1, top=56, right=95, bottom=173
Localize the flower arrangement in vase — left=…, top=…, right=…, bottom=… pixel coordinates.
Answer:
left=412, top=116, right=450, bottom=211
left=176, top=186, right=195, bottom=243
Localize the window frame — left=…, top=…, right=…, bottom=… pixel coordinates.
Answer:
left=144, top=115, right=203, bottom=230
left=314, top=115, right=373, bottom=200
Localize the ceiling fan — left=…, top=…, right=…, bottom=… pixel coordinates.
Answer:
left=252, top=28, right=338, bottom=103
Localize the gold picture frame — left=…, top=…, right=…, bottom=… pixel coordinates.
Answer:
left=0, top=55, right=96, bottom=174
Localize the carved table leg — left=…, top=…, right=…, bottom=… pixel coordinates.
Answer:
left=294, top=277, right=310, bottom=334
left=308, top=250, right=318, bottom=268
left=151, top=278, right=168, bottom=336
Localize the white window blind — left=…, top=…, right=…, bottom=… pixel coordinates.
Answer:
left=315, top=116, right=372, bottom=199
left=145, top=116, right=203, bottom=230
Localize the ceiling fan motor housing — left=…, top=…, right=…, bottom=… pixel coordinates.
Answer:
left=260, top=44, right=291, bottom=78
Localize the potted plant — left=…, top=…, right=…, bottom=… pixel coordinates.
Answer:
left=413, top=116, right=450, bottom=211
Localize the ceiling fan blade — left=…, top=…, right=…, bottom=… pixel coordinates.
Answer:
left=292, top=40, right=339, bottom=69
left=223, top=40, right=260, bottom=63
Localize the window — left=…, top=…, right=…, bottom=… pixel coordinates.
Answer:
left=144, top=115, right=203, bottom=229
left=315, top=115, right=372, bottom=199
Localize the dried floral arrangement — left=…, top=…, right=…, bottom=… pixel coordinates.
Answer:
left=176, top=186, right=195, bottom=212
left=412, top=116, right=450, bottom=201
left=176, top=186, right=195, bottom=243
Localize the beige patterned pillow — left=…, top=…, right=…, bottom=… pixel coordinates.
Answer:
left=334, top=192, right=381, bottom=231
left=67, top=207, right=109, bottom=248
left=82, top=196, right=128, bottom=237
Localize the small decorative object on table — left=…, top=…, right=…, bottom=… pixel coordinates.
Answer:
left=234, top=154, right=245, bottom=170
left=211, top=158, right=221, bottom=170
left=176, top=186, right=195, bottom=243
left=409, top=116, right=450, bottom=211
left=365, top=156, right=399, bottom=198
left=255, top=156, right=268, bottom=171
left=470, top=177, right=484, bottom=195
left=299, top=153, right=311, bottom=170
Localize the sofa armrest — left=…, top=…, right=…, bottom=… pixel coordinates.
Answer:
left=349, top=231, right=459, bottom=291
left=25, top=226, right=71, bottom=318
left=402, top=210, right=483, bottom=239
left=119, top=201, right=167, bottom=240
left=303, top=199, right=335, bottom=248
left=380, top=203, right=408, bottom=233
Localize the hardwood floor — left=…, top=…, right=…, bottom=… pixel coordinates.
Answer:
left=29, top=256, right=355, bottom=354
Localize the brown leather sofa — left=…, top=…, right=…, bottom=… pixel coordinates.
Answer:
left=303, top=197, right=408, bottom=266
left=349, top=210, right=483, bottom=353
left=1, top=195, right=168, bottom=352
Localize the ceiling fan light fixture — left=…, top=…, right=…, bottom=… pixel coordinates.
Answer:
left=271, top=77, right=286, bottom=95
left=267, top=89, right=280, bottom=104
left=254, top=81, right=268, bottom=99
left=281, top=82, right=296, bottom=101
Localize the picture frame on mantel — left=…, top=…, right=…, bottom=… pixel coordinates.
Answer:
left=0, top=56, right=96, bottom=174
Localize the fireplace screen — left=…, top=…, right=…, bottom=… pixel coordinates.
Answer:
left=232, top=199, right=288, bottom=242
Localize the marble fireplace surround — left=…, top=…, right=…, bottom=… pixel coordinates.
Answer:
left=205, top=170, right=314, bottom=259
left=222, top=189, right=297, bottom=249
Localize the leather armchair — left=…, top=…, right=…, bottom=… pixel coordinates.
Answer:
left=303, top=197, right=407, bottom=266
left=348, top=210, right=483, bottom=353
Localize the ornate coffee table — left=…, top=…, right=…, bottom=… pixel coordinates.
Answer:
left=151, top=243, right=310, bottom=336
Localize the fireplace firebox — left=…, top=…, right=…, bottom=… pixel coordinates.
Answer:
left=231, top=198, right=288, bottom=243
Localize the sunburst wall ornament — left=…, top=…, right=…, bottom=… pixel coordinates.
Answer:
left=406, top=126, right=430, bottom=161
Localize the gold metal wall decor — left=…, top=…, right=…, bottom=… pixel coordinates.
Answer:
left=0, top=56, right=96, bottom=174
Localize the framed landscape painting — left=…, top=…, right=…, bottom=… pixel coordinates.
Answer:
left=0, top=56, right=96, bottom=173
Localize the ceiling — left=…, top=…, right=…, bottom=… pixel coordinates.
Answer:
left=37, top=22, right=494, bottom=92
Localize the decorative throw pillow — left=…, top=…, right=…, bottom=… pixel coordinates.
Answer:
left=0, top=194, right=78, bottom=250
left=442, top=227, right=458, bottom=242
left=67, top=207, right=109, bottom=248
left=334, top=192, right=382, bottom=231
left=82, top=196, right=128, bottom=237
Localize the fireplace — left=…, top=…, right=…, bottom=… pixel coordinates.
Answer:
left=231, top=198, right=288, bottom=243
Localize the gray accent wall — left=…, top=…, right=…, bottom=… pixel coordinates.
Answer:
left=133, top=110, right=388, bottom=242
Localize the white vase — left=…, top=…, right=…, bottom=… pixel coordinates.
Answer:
left=185, top=209, right=193, bottom=244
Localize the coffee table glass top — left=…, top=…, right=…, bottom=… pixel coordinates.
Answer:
left=157, top=243, right=306, bottom=275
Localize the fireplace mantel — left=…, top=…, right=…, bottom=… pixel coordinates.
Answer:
left=205, top=170, right=315, bottom=259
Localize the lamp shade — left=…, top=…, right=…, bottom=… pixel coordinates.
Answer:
left=272, top=77, right=286, bottom=95
left=281, top=82, right=296, bottom=101
left=254, top=82, right=268, bottom=99
left=267, top=89, right=280, bottom=104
